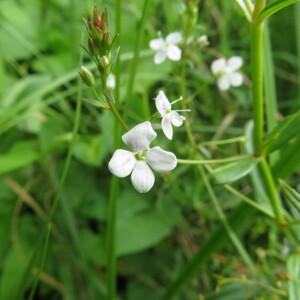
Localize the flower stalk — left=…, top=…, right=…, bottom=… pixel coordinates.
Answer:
left=251, top=0, right=285, bottom=224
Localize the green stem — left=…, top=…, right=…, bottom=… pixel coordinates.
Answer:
left=126, top=0, right=150, bottom=101
left=28, top=67, right=83, bottom=299
left=251, top=11, right=265, bottom=152
left=251, top=0, right=284, bottom=224
left=107, top=1, right=122, bottom=299
left=177, top=155, right=251, bottom=165
left=259, top=158, right=284, bottom=224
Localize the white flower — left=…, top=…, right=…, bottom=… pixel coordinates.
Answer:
left=108, top=121, right=177, bottom=193
left=155, top=91, right=186, bottom=140
left=149, top=32, right=182, bottom=64
left=211, top=56, right=244, bottom=91
left=106, top=74, right=115, bottom=89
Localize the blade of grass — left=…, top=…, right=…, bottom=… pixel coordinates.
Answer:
left=296, top=2, right=300, bottom=106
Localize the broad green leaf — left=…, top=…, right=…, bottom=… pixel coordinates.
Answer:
left=212, top=158, right=258, bottom=184
left=256, top=0, right=300, bottom=23
left=0, top=141, right=39, bottom=175
left=287, top=254, right=300, bottom=300
left=262, top=110, right=300, bottom=154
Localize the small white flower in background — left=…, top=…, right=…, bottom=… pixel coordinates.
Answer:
left=155, top=90, right=187, bottom=140
left=106, top=73, right=116, bottom=89
left=108, top=121, right=177, bottom=193
left=211, top=56, right=244, bottom=91
left=149, top=32, right=182, bottom=64
left=197, top=35, right=209, bottom=47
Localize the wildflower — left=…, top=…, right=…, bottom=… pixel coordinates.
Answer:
left=149, top=32, right=182, bottom=64
left=108, top=121, right=177, bottom=193
left=106, top=73, right=115, bottom=89
left=155, top=91, right=186, bottom=140
left=211, top=56, right=244, bottom=91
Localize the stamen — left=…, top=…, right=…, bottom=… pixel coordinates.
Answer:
left=170, top=96, right=183, bottom=105
left=175, top=109, right=191, bottom=112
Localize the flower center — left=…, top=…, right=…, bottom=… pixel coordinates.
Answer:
left=134, top=149, right=148, bottom=160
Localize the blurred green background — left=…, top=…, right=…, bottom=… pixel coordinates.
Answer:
left=0, top=0, right=300, bottom=299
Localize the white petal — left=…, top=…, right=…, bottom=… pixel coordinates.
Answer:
left=154, top=51, right=167, bottom=64
left=227, top=56, right=243, bottom=71
left=106, top=74, right=115, bottom=89
left=108, top=149, right=135, bottom=177
left=131, top=161, right=155, bottom=193
left=211, top=58, right=226, bottom=75
left=162, top=115, right=173, bottom=140
left=167, top=45, right=181, bottom=61
left=166, top=32, right=182, bottom=44
left=229, top=72, right=243, bottom=87
left=217, top=75, right=231, bottom=91
left=146, top=146, right=177, bottom=172
left=169, top=111, right=185, bottom=127
left=122, top=121, right=157, bottom=150
left=149, top=38, right=165, bottom=50
left=155, top=91, right=171, bottom=116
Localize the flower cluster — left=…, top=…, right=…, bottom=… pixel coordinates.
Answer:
left=108, top=91, right=186, bottom=193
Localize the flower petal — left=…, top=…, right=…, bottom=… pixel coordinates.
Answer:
left=167, top=45, right=181, bottom=61
left=169, top=111, right=185, bottom=127
left=149, top=38, right=165, bottom=50
left=154, top=50, right=167, bottom=64
left=211, top=58, right=226, bottom=75
left=131, top=161, right=155, bottom=193
left=229, top=72, right=243, bottom=87
left=122, top=121, right=157, bottom=150
left=108, top=149, right=135, bottom=177
left=155, top=90, right=171, bottom=116
left=146, top=146, right=177, bottom=172
left=162, top=115, right=173, bottom=140
left=227, top=56, right=243, bottom=71
left=106, top=74, right=115, bottom=89
left=217, top=75, right=231, bottom=91
left=166, top=32, right=182, bottom=44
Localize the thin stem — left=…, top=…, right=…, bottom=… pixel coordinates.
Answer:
left=251, top=11, right=265, bottom=152
left=107, top=1, right=122, bottom=299
left=259, top=159, right=285, bottom=224
left=199, top=136, right=246, bottom=146
left=126, top=0, right=150, bottom=101
left=28, top=66, right=83, bottom=298
left=177, top=155, right=251, bottom=165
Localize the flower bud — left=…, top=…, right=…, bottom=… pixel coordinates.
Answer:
left=197, top=35, right=209, bottom=47
left=79, top=66, right=95, bottom=87
left=100, top=56, right=110, bottom=69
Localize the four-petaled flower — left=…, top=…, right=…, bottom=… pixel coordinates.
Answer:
left=149, top=32, right=182, bottom=64
left=155, top=91, right=186, bottom=140
left=211, top=56, right=244, bottom=91
left=108, top=121, right=177, bottom=193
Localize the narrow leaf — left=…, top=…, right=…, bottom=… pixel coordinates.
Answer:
left=212, top=158, right=258, bottom=184
left=256, top=0, right=300, bottom=23
left=287, top=254, right=300, bottom=300
left=262, top=110, right=300, bottom=154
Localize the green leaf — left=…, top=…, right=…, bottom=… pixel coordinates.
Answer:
left=287, top=254, right=300, bottom=300
left=279, top=179, right=300, bottom=213
left=256, top=0, right=300, bottom=23
left=0, top=141, right=39, bottom=175
left=212, top=158, right=258, bottom=184
left=262, top=110, right=300, bottom=154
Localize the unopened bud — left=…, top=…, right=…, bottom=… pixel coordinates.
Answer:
left=79, top=66, right=95, bottom=87
left=93, top=7, right=102, bottom=28
left=198, top=35, right=209, bottom=47
left=100, top=56, right=110, bottom=69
